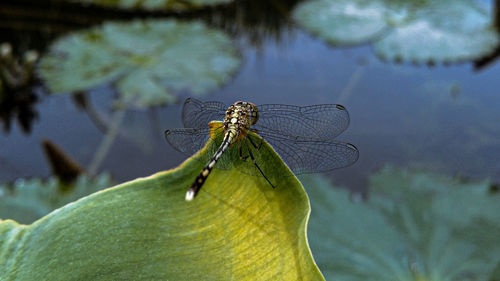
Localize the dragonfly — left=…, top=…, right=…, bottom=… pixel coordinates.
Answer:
left=165, top=98, right=359, bottom=201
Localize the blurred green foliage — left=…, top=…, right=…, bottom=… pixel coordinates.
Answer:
left=38, top=20, right=241, bottom=109
left=0, top=174, right=113, bottom=224
left=304, top=166, right=500, bottom=281
left=293, top=0, right=499, bottom=64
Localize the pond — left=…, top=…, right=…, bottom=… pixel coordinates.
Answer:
left=2, top=0, right=500, bottom=280
left=1, top=0, right=499, bottom=193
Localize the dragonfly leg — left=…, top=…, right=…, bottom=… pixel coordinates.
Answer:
left=238, top=141, right=249, bottom=161
left=244, top=139, right=275, bottom=189
left=248, top=135, right=263, bottom=150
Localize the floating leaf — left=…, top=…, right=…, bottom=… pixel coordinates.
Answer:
left=71, top=0, right=233, bottom=12
left=0, top=173, right=113, bottom=224
left=304, top=175, right=410, bottom=281
left=293, top=0, right=499, bottom=64
left=0, top=127, right=324, bottom=280
left=303, top=166, right=500, bottom=281
left=38, top=20, right=241, bottom=108
left=370, top=166, right=500, bottom=227
left=292, top=0, right=392, bottom=46
left=374, top=0, right=499, bottom=64
left=490, top=263, right=500, bottom=281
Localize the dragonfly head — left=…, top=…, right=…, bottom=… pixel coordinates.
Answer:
left=232, top=101, right=259, bottom=125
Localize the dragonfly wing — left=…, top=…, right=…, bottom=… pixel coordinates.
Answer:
left=165, top=127, right=211, bottom=156
left=181, top=98, right=227, bottom=128
left=254, top=104, right=350, bottom=140
left=257, top=132, right=359, bottom=174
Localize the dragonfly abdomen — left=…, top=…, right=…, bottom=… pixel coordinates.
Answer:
left=185, top=132, right=235, bottom=201
left=185, top=101, right=258, bottom=201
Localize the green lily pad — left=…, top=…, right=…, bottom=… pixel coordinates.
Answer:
left=0, top=126, right=324, bottom=280
left=70, top=0, right=233, bottom=12
left=0, top=173, right=113, bottom=224
left=293, top=0, right=499, bottom=64
left=292, top=0, right=392, bottom=46
left=374, top=0, right=499, bottom=64
left=490, top=262, right=500, bottom=281
left=38, top=20, right=241, bottom=108
left=303, top=166, right=500, bottom=281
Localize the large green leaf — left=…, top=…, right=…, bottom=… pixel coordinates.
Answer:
left=38, top=20, right=241, bottom=108
left=293, top=0, right=498, bottom=64
left=304, top=166, right=500, bottom=281
left=0, top=126, right=324, bottom=280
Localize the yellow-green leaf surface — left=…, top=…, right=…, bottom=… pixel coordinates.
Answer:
left=0, top=125, right=323, bottom=280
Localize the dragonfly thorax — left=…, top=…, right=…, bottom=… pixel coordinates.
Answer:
left=223, top=101, right=259, bottom=144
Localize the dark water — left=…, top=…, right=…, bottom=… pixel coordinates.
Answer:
left=1, top=0, right=500, bottom=193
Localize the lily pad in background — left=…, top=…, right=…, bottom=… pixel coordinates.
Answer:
left=0, top=173, right=113, bottom=224
left=38, top=20, right=241, bottom=108
left=303, top=166, right=500, bottom=281
left=0, top=129, right=324, bottom=280
left=71, top=0, right=233, bottom=12
left=293, top=0, right=499, bottom=64
left=292, top=0, right=392, bottom=46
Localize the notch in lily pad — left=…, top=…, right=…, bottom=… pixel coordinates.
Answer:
left=38, top=19, right=242, bottom=109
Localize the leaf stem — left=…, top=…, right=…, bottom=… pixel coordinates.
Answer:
left=88, top=110, right=125, bottom=176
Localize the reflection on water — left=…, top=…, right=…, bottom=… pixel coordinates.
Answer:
left=198, top=0, right=300, bottom=46
left=1, top=0, right=500, bottom=193
left=0, top=86, right=39, bottom=134
left=0, top=41, right=40, bottom=134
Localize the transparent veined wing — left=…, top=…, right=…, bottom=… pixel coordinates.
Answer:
left=165, top=125, right=358, bottom=177
left=255, top=131, right=359, bottom=174
left=165, top=123, right=227, bottom=160
left=165, top=127, right=211, bottom=156
left=180, top=98, right=350, bottom=141
left=181, top=98, right=226, bottom=128
left=164, top=124, right=252, bottom=171
left=168, top=98, right=357, bottom=176
left=254, top=104, right=350, bottom=141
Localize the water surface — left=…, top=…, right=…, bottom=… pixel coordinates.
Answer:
left=1, top=1, right=500, bottom=194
